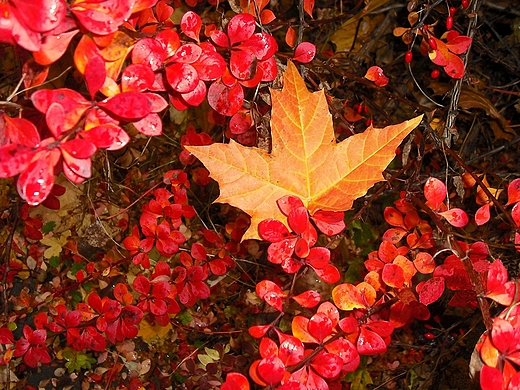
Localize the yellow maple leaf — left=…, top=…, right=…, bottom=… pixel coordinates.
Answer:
left=186, top=62, right=422, bottom=240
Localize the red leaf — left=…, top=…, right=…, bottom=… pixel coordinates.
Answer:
left=325, top=338, right=360, bottom=373
left=475, top=203, right=491, bottom=226
left=179, top=80, right=207, bottom=107
left=267, top=239, right=296, bottom=265
left=512, top=202, right=520, bottom=227
left=166, top=63, right=200, bottom=93
left=382, top=263, right=405, bottom=289
left=292, top=316, right=318, bottom=343
left=3, top=116, right=40, bottom=147
left=507, top=179, right=520, bottom=205
left=249, top=325, right=270, bottom=338
left=278, top=333, right=304, bottom=366
left=208, top=79, right=244, bottom=116
left=256, top=280, right=285, bottom=299
left=443, top=54, right=465, bottom=79
left=259, top=219, right=291, bottom=242
left=446, top=36, right=472, bottom=54
left=60, top=139, right=97, bottom=159
left=364, top=66, right=389, bottom=87
left=222, top=372, right=250, bottom=390
left=378, top=240, right=398, bottom=263
left=33, top=29, right=79, bottom=66
left=288, top=207, right=309, bottom=234
left=98, top=91, right=153, bottom=119
left=84, top=56, right=106, bottom=99
left=306, top=247, right=330, bottom=269
left=227, top=14, right=256, bottom=46
left=122, top=64, right=154, bottom=92
left=424, top=177, right=446, bottom=210
left=413, top=252, right=435, bottom=274
left=418, top=277, right=445, bottom=305
left=230, top=49, right=257, bottom=80
left=62, top=155, right=92, bottom=183
left=181, top=11, right=202, bottom=42
left=303, top=0, right=314, bottom=18
left=292, top=290, right=321, bottom=308
left=479, top=366, right=503, bottom=390
left=132, top=38, right=167, bottom=71
left=17, top=148, right=60, bottom=205
left=439, top=208, right=469, bottom=227
left=133, top=113, right=162, bottom=136
left=308, top=312, right=332, bottom=343
left=170, top=43, right=202, bottom=63
left=133, top=275, right=150, bottom=295
left=311, top=351, right=343, bottom=379
left=486, top=259, right=514, bottom=306
left=11, top=0, right=67, bottom=33
left=80, top=124, right=130, bottom=150
left=332, top=283, right=366, bottom=310
left=384, top=207, right=404, bottom=227
left=357, top=327, right=387, bottom=355
left=31, top=89, right=90, bottom=130
left=209, top=260, right=227, bottom=275
left=313, top=263, right=340, bottom=284
left=229, top=110, right=252, bottom=135
left=293, top=42, right=316, bottom=64
left=71, top=0, right=133, bottom=35
left=285, top=27, right=297, bottom=48
left=239, top=33, right=278, bottom=61
left=311, top=210, right=345, bottom=235
left=277, top=196, right=305, bottom=216
left=257, top=355, right=285, bottom=385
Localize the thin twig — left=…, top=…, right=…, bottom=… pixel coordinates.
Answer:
left=443, top=0, right=483, bottom=146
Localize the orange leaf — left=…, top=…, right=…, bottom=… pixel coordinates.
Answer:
left=186, top=61, right=422, bottom=240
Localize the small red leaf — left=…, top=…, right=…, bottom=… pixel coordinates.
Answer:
left=506, top=178, right=520, bottom=205
left=249, top=325, right=270, bottom=338
left=292, top=290, right=321, bottom=308
left=382, top=263, right=405, bottom=289
left=308, top=312, right=332, bottom=343
left=259, top=219, right=291, bottom=242
left=418, top=277, right=445, bottom=305
left=17, top=149, right=61, bottom=205
left=98, top=91, right=153, bottom=119
left=475, top=203, right=491, bottom=226
left=364, top=66, right=389, bottom=87
left=133, top=113, right=162, bottom=136
left=257, top=355, right=285, bottom=385
left=85, top=55, right=106, bottom=98
left=208, top=80, right=244, bottom=116
left=80, top=124, right=130, bottom=150
left=424, top=177, right=446, bottom=210
left=293, top=42, right=316, bottom=64
left=357, top=327, right=387, bottom=355
left=122, top=64, right=154, bottom=92
left=311, top=210, right=345, bottom=235
left=222, top=372, right=250, bottom=390
left=439, top=208, right=469, bottom=227
left=446, top=36, right=472, bottom=54
left=303, top=0, right=314, bottom=18
left=313, top=263, right=340, bottom=284
left=166, top=63, right=200, bottom=93
left=181, top=11, right=202, bottom=42
left=227, top=14, right=256, bottom=46
left=288, top=207, right=309, bottom=234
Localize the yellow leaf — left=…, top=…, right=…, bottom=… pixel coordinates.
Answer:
left=186, top=62, right=422, bottom=240
left=40, top=230, right=71, bottom=259
left=137, top=319, right=172, bottom=342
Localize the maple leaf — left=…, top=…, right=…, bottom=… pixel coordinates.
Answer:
left=186, top=62, right=422, bottom=240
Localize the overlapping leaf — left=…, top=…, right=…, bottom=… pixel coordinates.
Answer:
left=186, top=61, right=422, bottom=239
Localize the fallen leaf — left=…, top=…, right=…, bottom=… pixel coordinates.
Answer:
left=186, top=61, right=422, bottom=240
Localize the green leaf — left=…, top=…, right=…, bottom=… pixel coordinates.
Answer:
left=42, top=221, right=56, bottom=234
left=205, top=347, right=220, bottom=361
left=178, top=310, right=193, bottom=326
left=49, top=256, right=60, bottom=267
left=198, top=353, right=215, bottom=366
